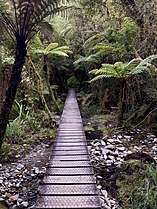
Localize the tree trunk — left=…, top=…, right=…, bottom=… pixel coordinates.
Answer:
left=0, top=40, right=26, bottom=148
left=43, top=55, right=60, bottom=113
left=118, top=79, right=126, bottom=126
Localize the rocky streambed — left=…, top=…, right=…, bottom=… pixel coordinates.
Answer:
left=88, top=129, right=157, bottom=209
left=0, top=127, right=157, bottom=209
left=0, top=138, right=53, bottom=209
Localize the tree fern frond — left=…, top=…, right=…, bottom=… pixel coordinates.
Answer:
left=85, top=54, right=100, bottom=63
left=130, top=55, right=157, bottom=75
left=89, top=74, right=112, bottom=83
left=33, top=49, right=45, bottom=54
left=131, top=66, right=150, bottom=74
left=93, top=43, right=116, bottom=51
left=0, top=0, right=77, bottom=44
left=45, top=42, right=59, bottom=52
left=59, top=24, right=72, bottom=37
left=48, top=51, right=69, bottom=57
left=73, top=56, right=86, bottom=65
left=84, top=32, right=107, bottom=52
left=135, top=55, right=157, bottom=68
left=89, top=69, right=99, bottom=74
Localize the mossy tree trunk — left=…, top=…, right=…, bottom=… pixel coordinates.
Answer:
left=0, top=38, right=27, bottom=148
left=118, top=78, right=126, bottom=126
left=43, top=55, right=60, bottom=113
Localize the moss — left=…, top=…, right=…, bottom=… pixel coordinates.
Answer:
left=116, top=160, right=157, bottom=209
left=0, top=143, right=10, bottom=161
left=84, top=125, right=94, bottom=132
left=0, top=203, right=8, bottom=209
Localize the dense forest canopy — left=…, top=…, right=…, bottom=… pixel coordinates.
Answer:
left=0, top=0, right=157, bottom=145
left=0, top=1, right=157, bottom=209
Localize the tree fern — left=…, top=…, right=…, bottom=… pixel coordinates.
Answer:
left=0, top=0, right=76, bottom=148
left=90, top=55, right=157, bottom=83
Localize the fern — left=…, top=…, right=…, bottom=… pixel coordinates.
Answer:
left=0, top=0, right=76, bottom=43
left=132, top=55, right=157, bottom=74
left=90, top=55, right=157, bottom=83
left=90, top=74, right=113, bottom=82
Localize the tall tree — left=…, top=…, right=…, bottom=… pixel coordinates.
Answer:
left=0, top=0, right=71, bottom=148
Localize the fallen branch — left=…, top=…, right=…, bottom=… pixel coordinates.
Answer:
left=133, top=107, right=157, bottom=128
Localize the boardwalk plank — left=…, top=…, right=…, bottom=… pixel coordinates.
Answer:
left=35, top=89, right=101, bottom=208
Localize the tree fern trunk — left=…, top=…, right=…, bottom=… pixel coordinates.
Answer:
left=0, top=40, right=26, bottom=148
left=118, top=79, right=126, bottom=126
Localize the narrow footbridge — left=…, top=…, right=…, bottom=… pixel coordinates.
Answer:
left=35, top=89, right=101, bottom=208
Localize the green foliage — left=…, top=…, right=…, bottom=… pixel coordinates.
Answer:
left=5, top=119, right=25, bottom=143
left=117, top=161, right=157, bottom=209
left=0, top=46, right=14, bottom=66
left=13, top=100, right=30, bottom=120
left=67, top=76, right=80, bottom=88
left=89, top=55, right=157, bottom=83
left=84, top=125, right=94, bottom=132
left=34, top=41, right=72, bottom=57
left=0, top=203, right=8, bottom=209
left=0, top=143, right=10, bottom=161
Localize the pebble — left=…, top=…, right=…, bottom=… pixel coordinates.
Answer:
left=101, top=141, right=106, bottom=146
left=117, top=147, right=125, bottom=151
left=89, top=129, right=157, bottom=209
left=107, top=139, right=115, bottom=143
left=0, top=143, right=51, bottom=209
left=105, top=145, right=115, bottom=150
left=152, top=146, right=157, bottom=153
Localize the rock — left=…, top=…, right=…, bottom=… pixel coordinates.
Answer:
left=107, top=139, right=115, bottom=143
left=117, top=135, right=123, bottom=139
left=0, top=178, right=3, bottom=184
left=127, top=150, right=133, bottom=155
left=101, top=189, right=108, bottom=198
left=101, top=140, right=106, bottom=146
left=109, top=150, right=119, bottom=156
left=97, top=185, right=102, bottom=190
left=124, top=135, right=131, bottom=140
left=152, top=146, right=157, bottom=152
left=115, top=139, right=122, bottom=144
left=105, top=145, right=115, bottom=150
left=9, top=194, right=19, bottom=202
left=97, top=175, right=103, bottom=179
left=16, top=183, right=20, bottom=188
left=117, top=147, right=125, bottom=151
left=108, top=155, right=115, bottom=160
left=106, top=160, right=114, bottom=166
left=17, top=164, right=25, bottom=170
left=153, top=138, right=157, bottom=142
left=102, top=153, right=107, bottom=160
left=20, top=201, right=29, bottom=208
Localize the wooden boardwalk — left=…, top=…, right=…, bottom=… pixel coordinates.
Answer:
left=35, top=89, right=101, bottom=208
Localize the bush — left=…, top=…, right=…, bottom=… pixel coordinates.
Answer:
left=5, top=119, right=25, bottom=143
left=117, top=160, right=157, bottom=209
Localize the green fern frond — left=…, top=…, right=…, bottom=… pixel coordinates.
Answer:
left=85, top=54, right=100, bottom=63
left=84, top=33, right=105, bottom=50
left=89, top=74, right=113, bottom=83
left=136, top=55, right=157, bottom=68
left=93, top=43, right=116, bottom=51
left=89, top=69, right=99, bottom=74
left=48, top=51, right=69, bottom=57
left=73, top=56, right=86, bottom=66
left=130, top=55, right=157, bottom=74
left=33, top=49, right=45, bottom=54
left=53, top=45, right=71, bottom=52
left=45, top=43, right=59, bottom=53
